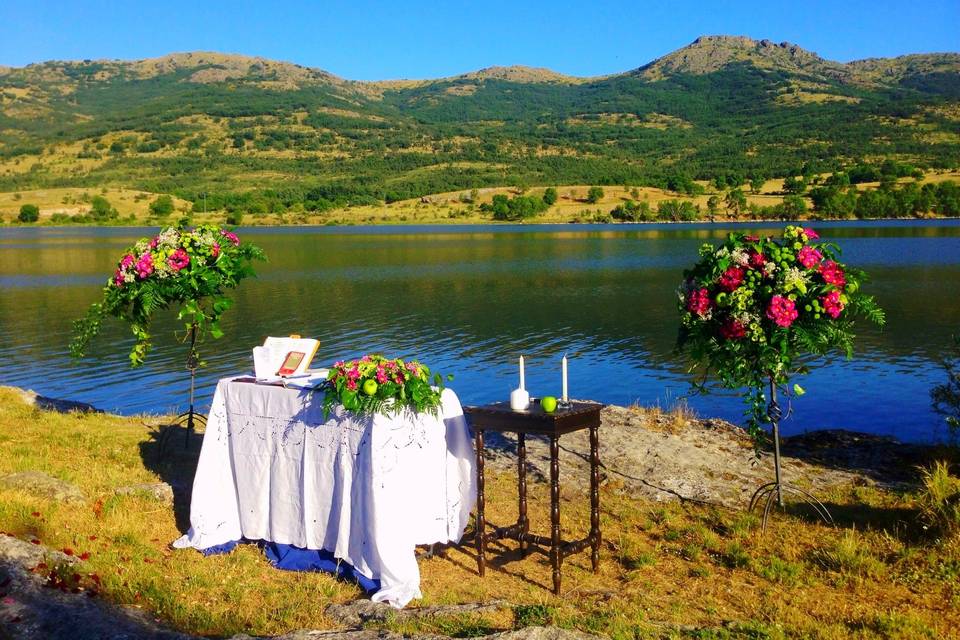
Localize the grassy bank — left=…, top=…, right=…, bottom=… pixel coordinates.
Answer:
left=0, top=387, right=958, bottom=638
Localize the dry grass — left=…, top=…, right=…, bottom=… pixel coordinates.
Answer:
left=1, top=386, right=959, bottom=638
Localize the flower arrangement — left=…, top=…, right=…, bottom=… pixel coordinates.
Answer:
left=70, top=224, right=265, bottom=366
left=676, top=225, right=885, bottom=439
left=323, top=354, right=451, bottom=418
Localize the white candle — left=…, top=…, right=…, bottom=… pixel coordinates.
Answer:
left=562, top=354, right=568, bottom=402
left=519, top=355, right=525, bottom=390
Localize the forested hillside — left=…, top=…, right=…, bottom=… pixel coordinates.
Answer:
left=1, top=36, right=958, bottom=216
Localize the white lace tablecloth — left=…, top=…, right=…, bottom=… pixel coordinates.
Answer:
left=172, top=377, right=477, bottom=607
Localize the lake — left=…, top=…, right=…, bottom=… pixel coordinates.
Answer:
left=1, top=221, right=958, bottom=443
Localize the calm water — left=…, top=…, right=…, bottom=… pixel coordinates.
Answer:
left=1, top=221, right=959, bottom=443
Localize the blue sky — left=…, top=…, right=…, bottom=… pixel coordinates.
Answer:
left=1, top=1, right=957, bottom=80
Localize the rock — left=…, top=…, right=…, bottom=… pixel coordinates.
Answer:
left=115, top=482, right=174, bottom=504
left=0, top=471, right=85, bottom=504
left=0, top=536, right=189, bottom=639
left=485, top=628, right=602, bottom=640
left=0, top=534, right=78, bottom=570
left=480, top=404, right=910, bottom=509
left=229, top=625, right=598, bottom=640
left=325, top=599, right=508, bottom=627
left=14, top=388, right=99, bottom=414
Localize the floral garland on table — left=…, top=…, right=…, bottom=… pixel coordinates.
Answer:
left=323, top=354, right=451, bottom=419
left=676, top=225, right=885, bottom=441
left=70, top=224, right=265, bottom=366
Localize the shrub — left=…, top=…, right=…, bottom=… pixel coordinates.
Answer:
left=18, top=203, right=39, bottom=223
left=586, top=186, right=604, bottom=204
left=149, top=195, right=175, bottom=218
left=918, top=461, right=960, bottom=535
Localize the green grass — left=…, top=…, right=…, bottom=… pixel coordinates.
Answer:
left=1, top=386, right=959, bottom=638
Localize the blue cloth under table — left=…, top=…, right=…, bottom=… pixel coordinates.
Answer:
left=172, top=377, right=477, bottom=608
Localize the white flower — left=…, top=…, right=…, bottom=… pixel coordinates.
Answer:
left=784, top=266, right=809, bottom=291
left=715, top=247, right=730, bottom=259
left=730, top=248, right=750, bottom=266
left=764, top=262, right=777, bottom=275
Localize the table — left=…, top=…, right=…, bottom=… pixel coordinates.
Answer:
left=172, top=377, right=477, bottom=608
left=464, top=399, right=602, bottom=595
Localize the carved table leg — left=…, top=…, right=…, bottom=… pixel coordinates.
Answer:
left=475, top=428, right=486, bottom=577
left=518, top=432, right=528, bottom=558
left=550, top=434, right=561, bottom=595
left=590, top=423, right=601, bottom=572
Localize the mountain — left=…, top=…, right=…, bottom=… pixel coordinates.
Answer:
left=1, top=36, right=958, bottom=210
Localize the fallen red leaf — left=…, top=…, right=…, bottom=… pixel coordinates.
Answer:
left=88, top=535, right=98, bottom=541
left=79, top=552, right=91, bottom=560
left=30, top=512, right=40, bottom=518
left=62, top=548, right=74, bottom=556
left=29, top=539, right=40, bottom=545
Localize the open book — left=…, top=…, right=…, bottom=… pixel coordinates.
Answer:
left=253, top=336, right=321, bottom=381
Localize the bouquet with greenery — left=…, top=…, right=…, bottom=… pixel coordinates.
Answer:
left=676, top=225, right=885, bottom=439
left=70, top=224, right=265, bottom=366
left=323, top=354, right=451, bottom=419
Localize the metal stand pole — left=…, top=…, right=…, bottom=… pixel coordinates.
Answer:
left=748, top=375, right=834, bottom=531
left=159, top=323, right=207, bottom=456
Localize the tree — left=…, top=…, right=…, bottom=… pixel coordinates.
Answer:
left=750, top=176, right=765, bottom=194
left=586, top=186, right=604, bottom=204
left=149, top=195, right=175, bottom=218
left=782, top=176, right=807, bottom=195
left=780, top=195, right=806, bottom=220
left=90, top=196, right=118, bottom=221
left=706, top=195, right=721, bottom=219
left=724, top=189, right=747, bottom=216
left=18, top=203, right=39, bottom=223
left=542, top=187, right=558, bottom=206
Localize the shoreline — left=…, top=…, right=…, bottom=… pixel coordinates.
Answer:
left=3, top=214, right=960, bottom=231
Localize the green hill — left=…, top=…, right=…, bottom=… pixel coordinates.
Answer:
left=1, top=35, right=958, bottom=215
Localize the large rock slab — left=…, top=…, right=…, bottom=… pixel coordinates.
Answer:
left=482, top=405, right=908, bottom=508
left=0, top=471, right=85, bottom=504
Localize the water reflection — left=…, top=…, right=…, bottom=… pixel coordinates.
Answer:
left=1, top=221, right=958, bottom=443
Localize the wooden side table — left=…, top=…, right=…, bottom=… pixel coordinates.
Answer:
left=464, top=399, right=602, bottom=595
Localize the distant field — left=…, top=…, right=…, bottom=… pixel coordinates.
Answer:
left=2, top=171, right=958, bottom=226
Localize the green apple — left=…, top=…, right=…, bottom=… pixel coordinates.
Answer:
left=362, top=379, right=378, bottom=396
left=540, top=396, right=558, bottom=413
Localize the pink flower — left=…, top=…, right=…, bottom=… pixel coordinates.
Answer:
left=211, top=242, right=220, bottom=258
left=797, top=245, right=823, bottom=269
left=394, top=371, right=406, bottom=384
left=135, top=253, right=154, bottom=279
left=744, top=235, right=760, bottom=242
left=802, top=228, right=820, bottom=240
left=346, top=379, right=357, bottom=391
left=405, top=362, right=419, bottom=375
left=719, top=319, right=747, bottom=340
left=167, top=248, right=190, bottom=272
left=819, top=260, right=846, bottom=287
left=685, top=288, right=712, bottom=317
left=120, top=254, right=135, bottom=269
left=766, top=295, right=798, bottom=328
left=148, top=237, right=159, bottom=250
left=376, top=366, right=388, bottom=384
left=333, top=360, right=344, bottom=368
left=822, top=290, right=844, bottom=319
left=113, top=269, right=124, bottom=287
left=748, top=250, right=766, bottom=269
left=717, top=266, right=745, bottom=292
left=221, top=230, right=240, bottom=246
left=361, top=355, right=371, bottom=362
left=347, top=367, right=360, bottom=380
